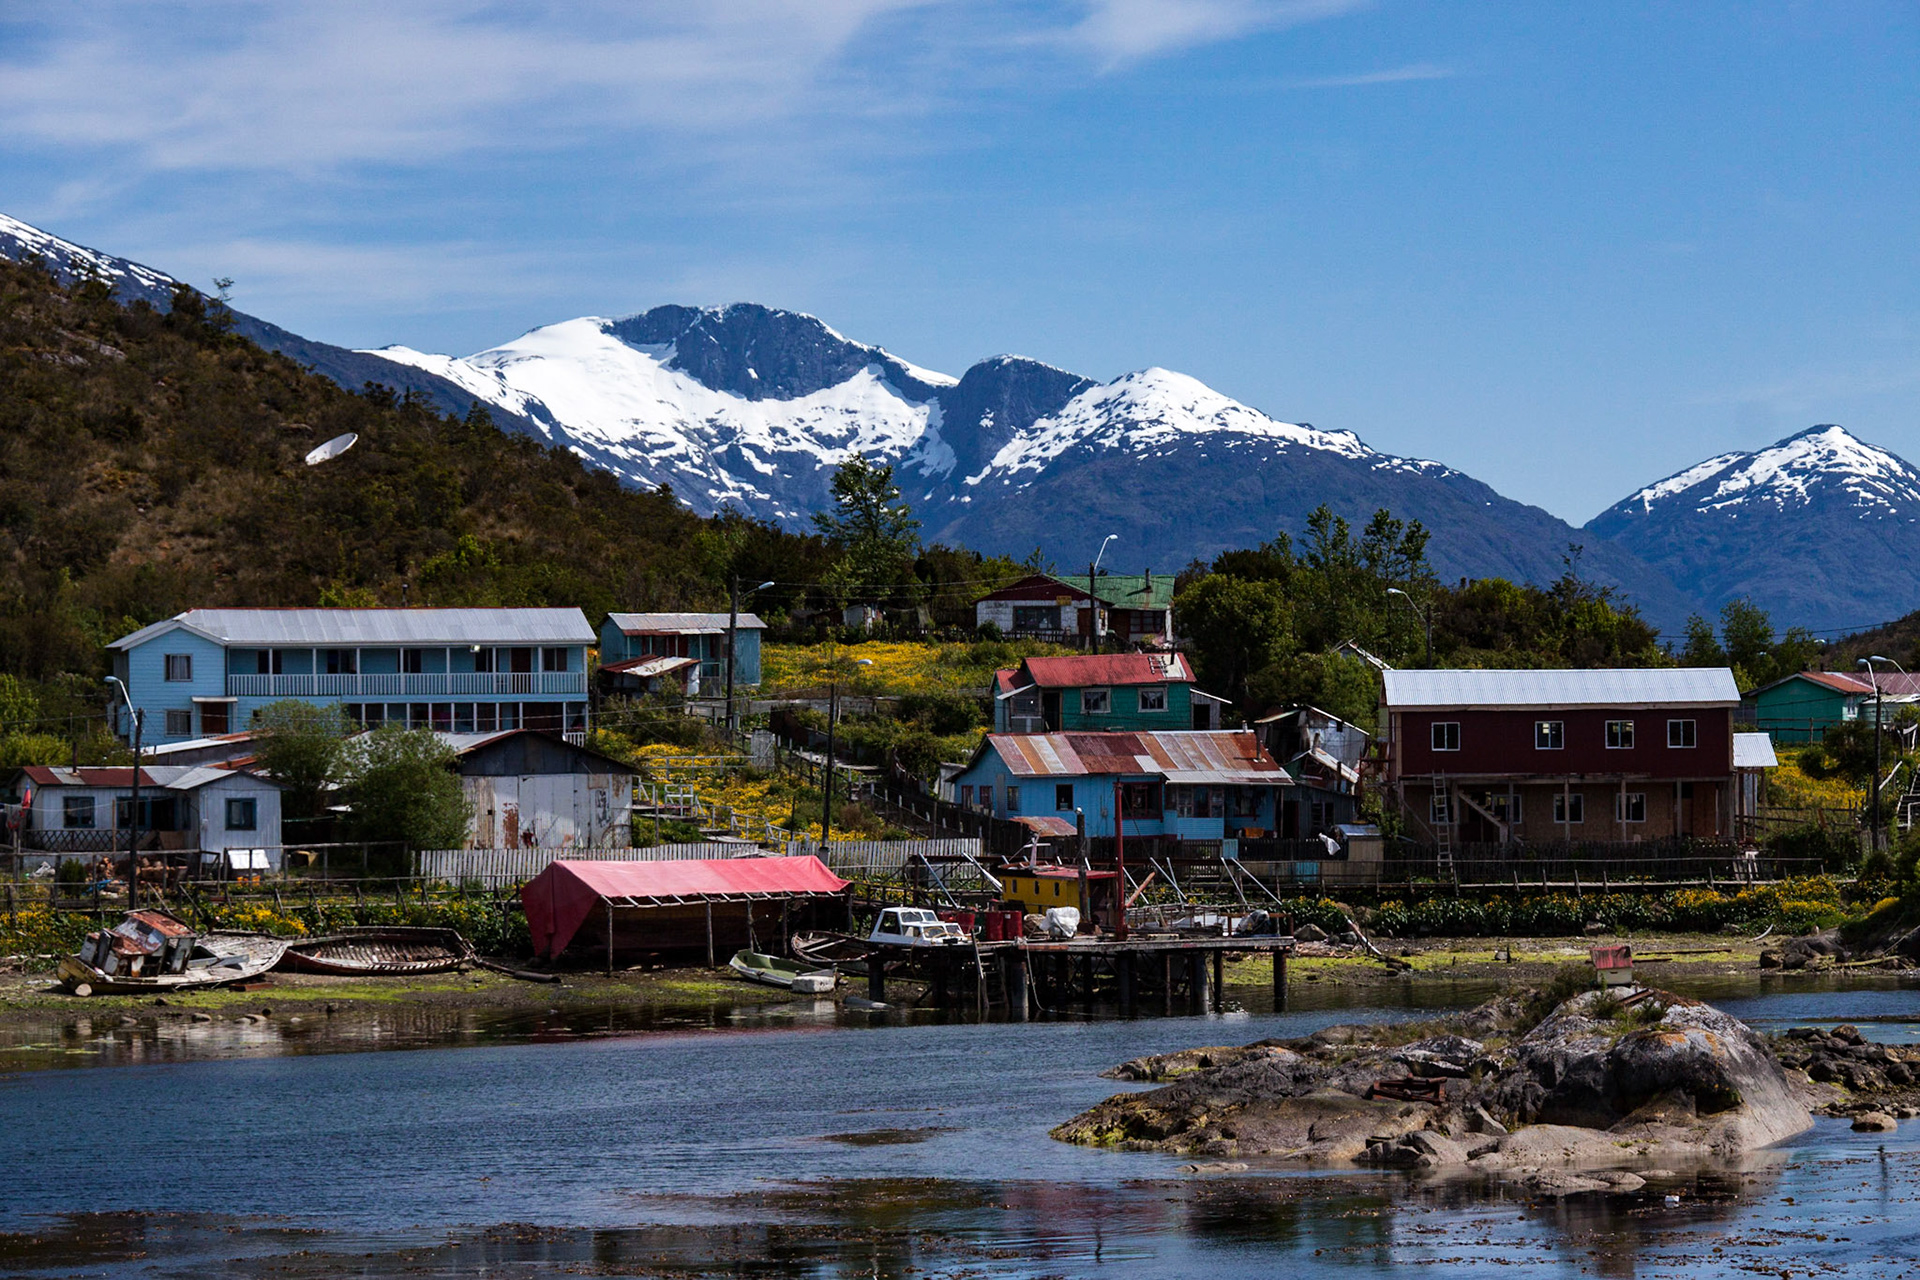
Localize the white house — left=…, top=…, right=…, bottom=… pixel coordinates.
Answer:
left=12, top=763, right=286, bottom=860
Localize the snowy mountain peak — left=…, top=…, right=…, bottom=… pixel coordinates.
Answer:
left=0, top=213, right=180, bottom=306
left=1613, top=424, right=1920, bottom=518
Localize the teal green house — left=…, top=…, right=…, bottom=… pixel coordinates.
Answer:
left=1746, top=670, right=1879, bottom=743
left=993, top=652, right=1227, bottom=733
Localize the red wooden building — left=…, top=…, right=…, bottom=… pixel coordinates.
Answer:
left=1381, top=668, right=1744, bottom=845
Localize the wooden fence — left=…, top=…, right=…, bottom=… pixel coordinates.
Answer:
left=415, top=838, right=989, bottom=888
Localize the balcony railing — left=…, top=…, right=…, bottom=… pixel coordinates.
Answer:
left=226, top=672, right=587, bottom=699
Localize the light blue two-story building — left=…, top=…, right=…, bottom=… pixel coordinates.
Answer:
left=108, top=608, right=597, bottom=744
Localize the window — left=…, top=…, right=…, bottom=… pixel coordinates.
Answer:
left=254, top=650, right=283, bottom=675
left=164, top=654, right=192, bottom=682
left=1120, top=781, right=1159, bottom=817
left=164, top=709, right=191, bottom=736
left=225, top=798, right=257, bottom=831
left=361, top=704, right=386, bottom=728
left=1535, top=720, right=1565, bottom=750
left=1173, top=785, right=1193, bottom=818
left=324, top=648, right=357, bottom=675
left=1553, top=792, right=1585, bottom=824
left=454, top=704, right=476, bottom=733
left=542, top=647, right=570, bottom=673
left=1012, top=605, right=1060, bottom=632
left=63, top=796, right=96, bottom=829
left=1005, top=786, right=1020, bottom=813
left=1606, top=720, right=1635, bottom=750
left=1430, top=792, right=1454, bottom=826
left=1055, top=783, right=1074, bottom=812
left=960, top=785, right=974, bottom=809
left=1615, top=792, right=1646, bottom=823
left=200, top=702, right=229, bottom=735
left=1431, top=722, right=1460, bottom=751
left=472, top=647, right=495, bottom=673
left=1138, top=687, right=1167, bottom=713
left=1483, top=792, right=1523, bottom=824
left=1081, top=688, right=1111, bottom=715
left=1668, top=719, right=1697, bottom=748
left=1232, top=787, right=1263, bottom=818
left=403, top=648, right=424, bottom=674
left=475, top=702, right=497, bottom=733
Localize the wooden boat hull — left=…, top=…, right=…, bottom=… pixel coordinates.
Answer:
left=59, top=931, right=288, bottom=994
left=280, top=927, right=474, bottom=976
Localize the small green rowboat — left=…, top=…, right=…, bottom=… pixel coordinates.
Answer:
left=728, top=949, right=838, bottom=994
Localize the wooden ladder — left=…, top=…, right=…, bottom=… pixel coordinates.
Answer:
left=1433, top=773, right=1455, bottom=877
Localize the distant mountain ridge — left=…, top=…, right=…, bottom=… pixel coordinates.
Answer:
left=1587, top=424, right=1920, bottom=628
left=7, top=209, right=1918, bottom=631
left=364, top=304, right=1701, bottom=625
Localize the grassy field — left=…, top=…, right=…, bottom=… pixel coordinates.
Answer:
left=760, top=638, right=1074, bottom=697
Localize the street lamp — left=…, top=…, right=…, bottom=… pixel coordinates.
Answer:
left=820, top=656, right=875, bottom=844
left=1860, top=654, right=1907, bottom=851
left=103, top=677, right=143, bottom=908
left=1088, top=534, right=1118, bottom=651
left=726, top=578, right=775, bottom=738
left=1386, top=588, right=1434, bottom=668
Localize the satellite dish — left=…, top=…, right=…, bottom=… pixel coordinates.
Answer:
left=304, top=432, right=358, bottom=466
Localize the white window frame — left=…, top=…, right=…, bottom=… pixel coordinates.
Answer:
left=163, top=653, right=192, bottom=682
left=1615, top=792, right=1646, bottom=824
left=1081, top=688, right=1111, bottom=715
left=1553, top=792, right=1584, bottom=824
left=1535, top=720, right=1565, bottom=750
left=1667, top=719, right=1697, bottom=748
left=1605, top=720, right=1635, bottom=750
left=1137, top=687, right=1167, bottom=713
left=1431, top=721, right=1460, bottom=752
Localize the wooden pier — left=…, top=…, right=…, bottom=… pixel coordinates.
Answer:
left=865, top=935, right=1292, bottom=1019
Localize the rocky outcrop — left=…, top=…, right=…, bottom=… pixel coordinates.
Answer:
left=1055, top=988, right=1819, bottom=1185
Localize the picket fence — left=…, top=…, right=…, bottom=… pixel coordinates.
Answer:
left=417, top=838, right=986, bottom=888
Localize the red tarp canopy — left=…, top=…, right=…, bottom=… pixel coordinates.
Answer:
left=522, top=856, right=851, bottom=959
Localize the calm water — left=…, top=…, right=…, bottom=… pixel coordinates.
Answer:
left=6, top=976, right=1920, bottom=1278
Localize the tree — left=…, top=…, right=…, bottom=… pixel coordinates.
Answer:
left=340, top=726, right=471, bottom=861
left=0, top=675, right=38, bottom=735
left=813, top=455, right=921, bottom=603
left=1174, top=575, right=1291, bottom=705
left=1679, top=614, right=1726, bottom=667
left=252, top=700, right=352, bottom=821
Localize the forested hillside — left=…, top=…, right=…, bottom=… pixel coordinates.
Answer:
left=0, top=259, right=842, bottom=685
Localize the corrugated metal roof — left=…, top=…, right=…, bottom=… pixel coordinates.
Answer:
left=1019, top=652, right=1192, bottom=688
left=607, top=612, right=765, bottom=635
left=18, top=764, right=274, bottom=791
left=602, top=655, right=700, bottom=677
left=983, top=731, right=1287, bottom=784
left=111, top=608, right=594, bottom=649
left=1382, top=667, right=1740, bottom=710
left=1734, top=731, right=1780, bottom=769
left=1012, top=815, right=1080, bottom=836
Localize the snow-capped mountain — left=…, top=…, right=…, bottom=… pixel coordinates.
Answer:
left=369, top=304, right=1696, bottom=621
left=1588, top=425, right=1920, bottom=627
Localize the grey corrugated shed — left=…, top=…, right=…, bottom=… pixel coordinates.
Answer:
left=608, top=612, right=765, bottom=635
left=112, top=608, right=594, bottom=649
left=1734, top=731, right=1780, bottom=769
left=1382, top=668, right=1740, bottom=710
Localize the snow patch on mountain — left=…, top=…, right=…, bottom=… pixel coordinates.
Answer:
left=0, top=213, right=179, bottom=304
left=1619, top=425, right=1920, bottom=517
left=965, top=366, right=1439, bottom=488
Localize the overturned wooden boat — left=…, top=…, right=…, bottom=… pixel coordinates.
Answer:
left=59, top=910, right=288, bottom=995
left=729, top=948, right=838, bottom=994
left=280, top=927, right=474, bottom=977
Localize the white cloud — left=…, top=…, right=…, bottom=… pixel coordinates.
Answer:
left=1064, top=0, right=1370, bottom=66
left=1288, top=61, right=1456, bottom=89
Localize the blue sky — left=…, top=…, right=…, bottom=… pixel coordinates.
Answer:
left=4, top=1, right=1919, bottom=524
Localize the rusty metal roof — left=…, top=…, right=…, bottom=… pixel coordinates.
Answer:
left=982, top=731, right=1288, bottom=786
left=1018, top=652, right=1193, bottom=688
left=1011, top=815, right=1080, bottom=836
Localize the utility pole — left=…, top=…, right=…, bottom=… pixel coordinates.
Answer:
left=1387, top=588, right=1434, bottom=668
left=821, top=679, right=837, bottom=843
left=726, top=575, right=739, bottom=739
left=1861, top=655, right=1894, bottom=852
left=105, top=677, right=142, bottom=909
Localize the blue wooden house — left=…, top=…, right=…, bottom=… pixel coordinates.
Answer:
left=108, top=608, right=596, bottom=745
left=951, top=729, right=1292, bottom=847
left=599, top=612, right=765, bottom=696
